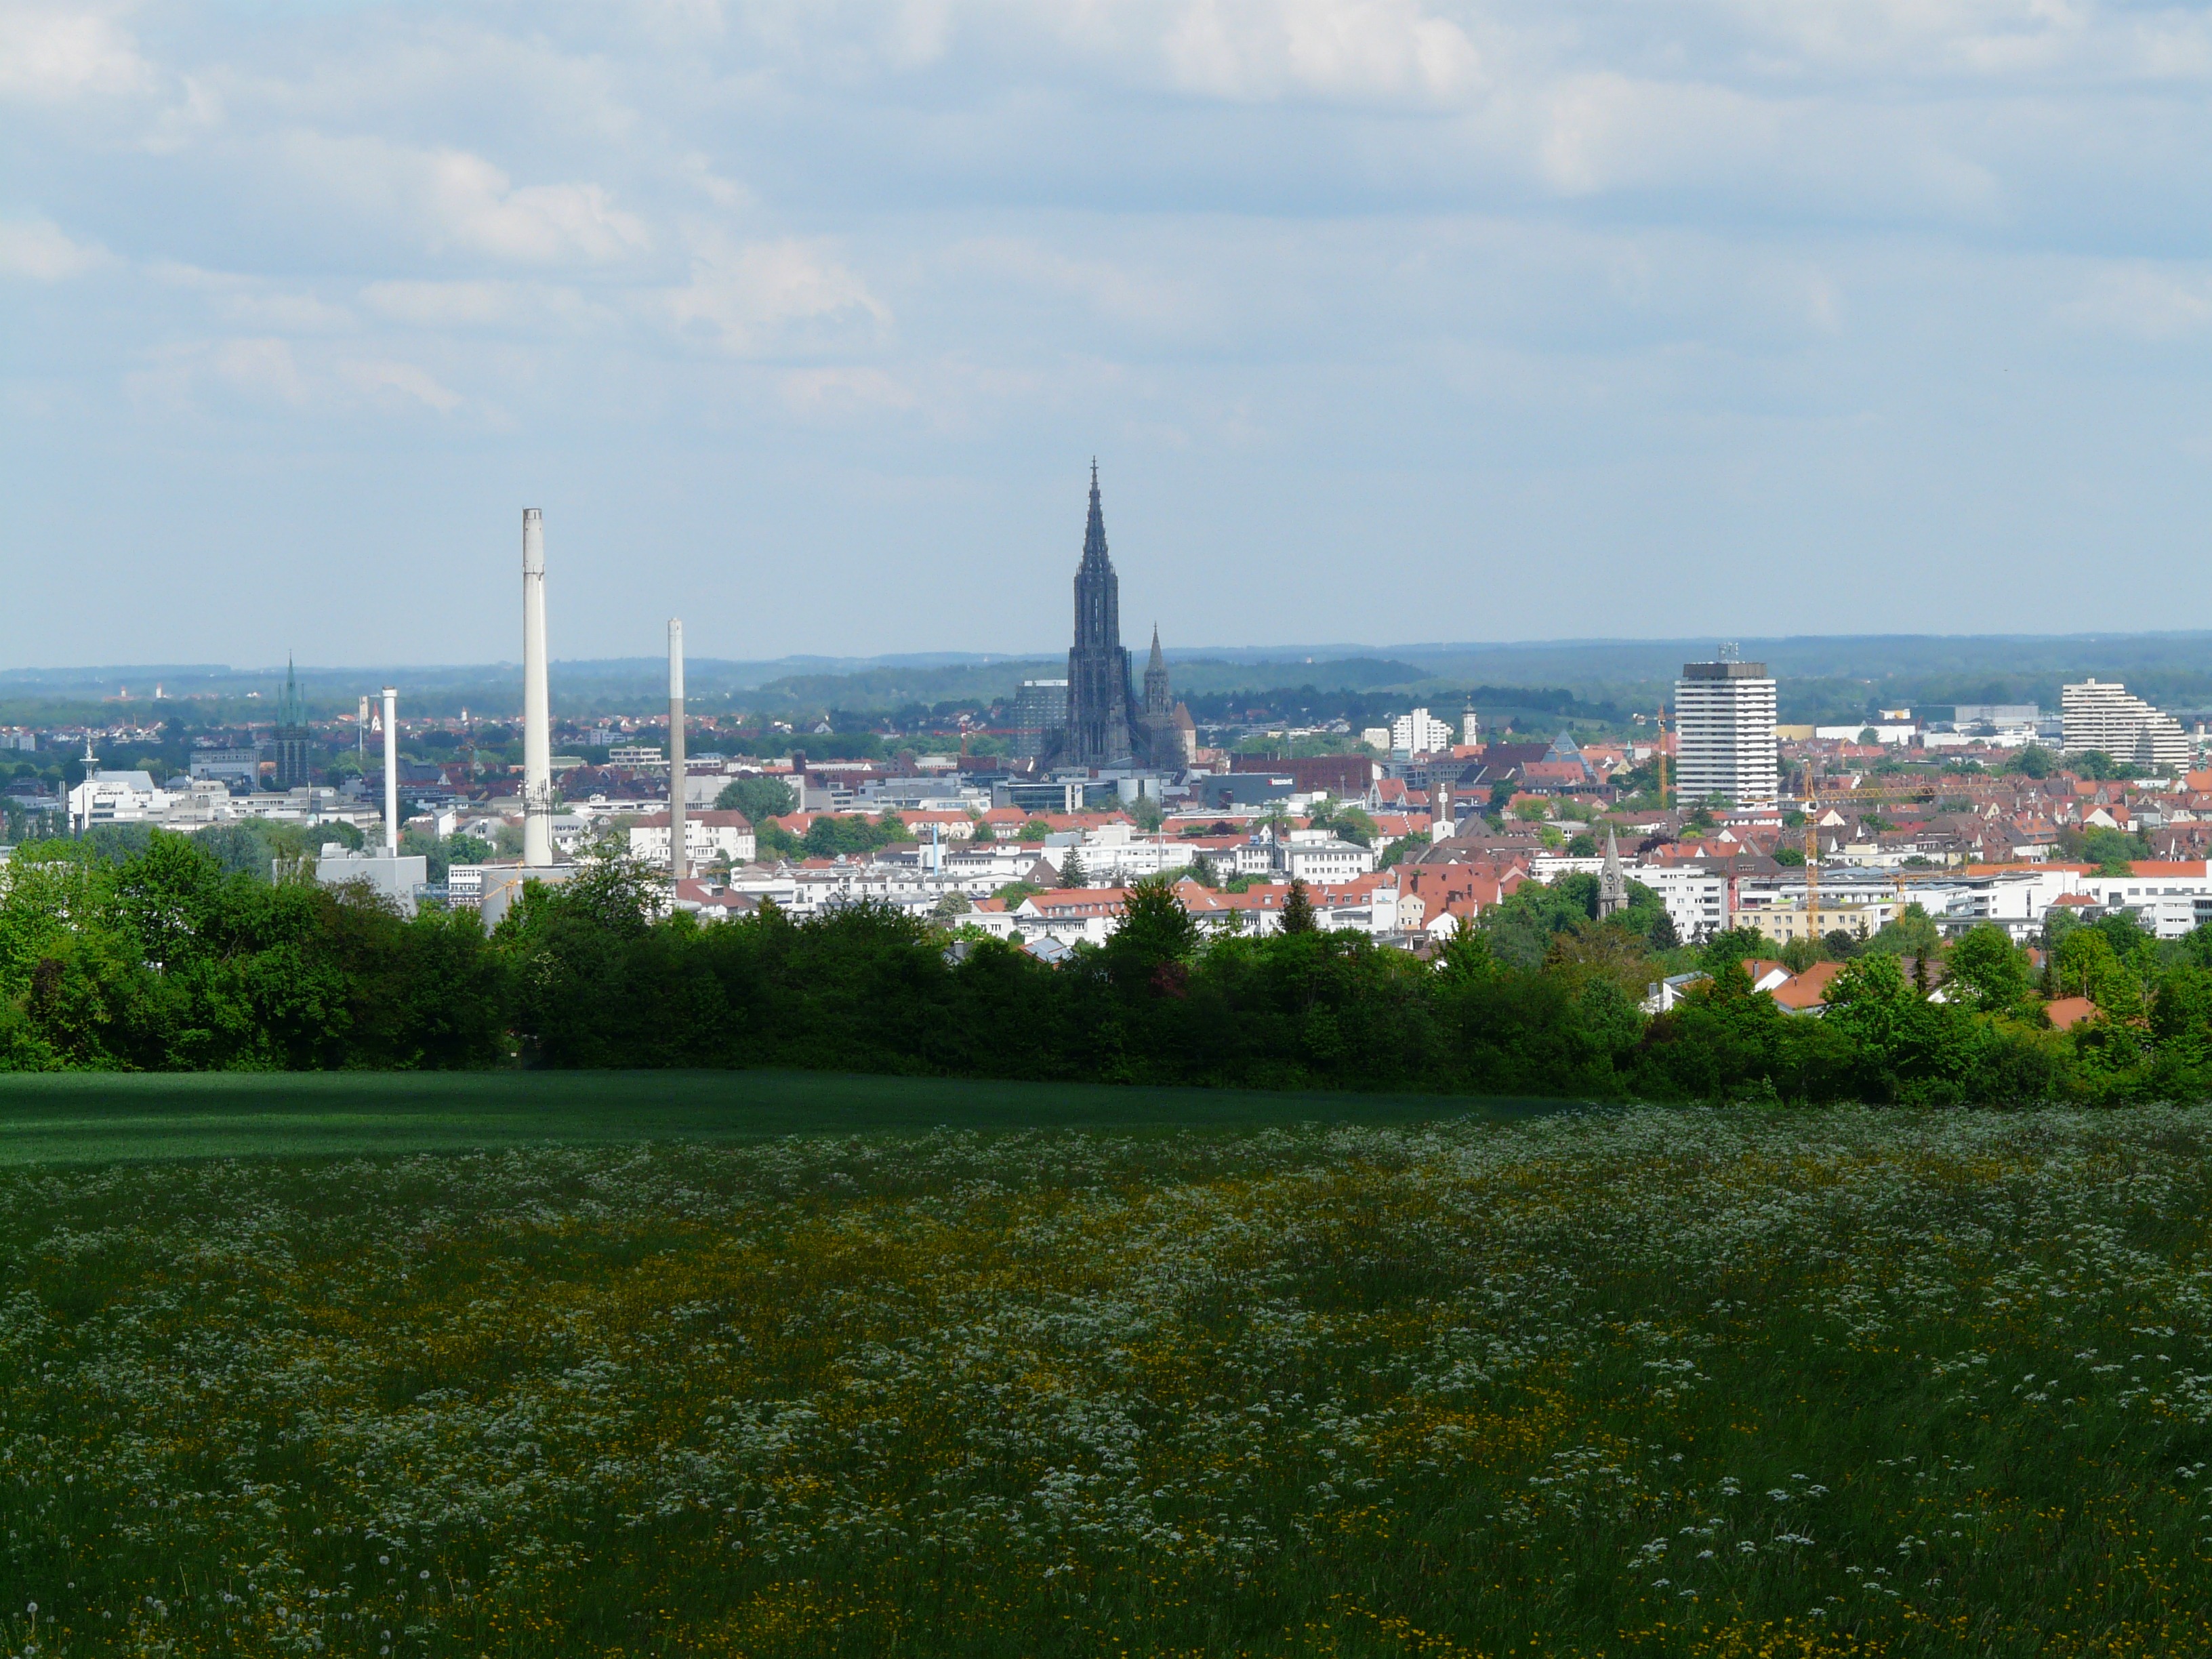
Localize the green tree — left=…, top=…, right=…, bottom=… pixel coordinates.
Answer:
left=716, top=775, right=798, bottom=823
left=1700, top=926, right=1774, bottom=972
left=1944, top=924, right=2031, bottom=1015
left=1106, top=875, right=1200, bottom=972
left=1019, top=819, right=1051, bottom=843
left=2075, top=826, right=2146, bottom=874
left=1866, top=902, right=1942, bottom=962
left=1433, top=924, right=1498, bottom=984
left=1281, top=878, right=1317, bottom=934
left=1378, top=835, right=1424, bottom=870
left=2053, top=927, right=2144, bottom=1019
left=1060, top=850, right=1088, bottom=888
left=446, top=833, right=493, bottom=866
left=1332, top=806, right=1379, bottom=847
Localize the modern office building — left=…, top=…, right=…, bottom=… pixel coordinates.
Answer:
left=1012, top=678, right=1069, bottom=760
left=1674, top=655, right=1779, bottom=808
left=1389, top=708, right=1454, bottom=757
left=2061, top=679, right=2190, bottom=772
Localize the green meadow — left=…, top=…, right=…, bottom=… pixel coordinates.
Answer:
left=2, top=1092, right=2210, bottom=1657
left=0, top=1070, right=1541, bottom=1164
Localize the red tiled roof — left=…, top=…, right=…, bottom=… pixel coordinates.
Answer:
left=2044, top=996, right=2098, bottom=1031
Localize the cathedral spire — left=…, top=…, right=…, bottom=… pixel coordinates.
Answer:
left=1082, top=461, right=1109, bottom=573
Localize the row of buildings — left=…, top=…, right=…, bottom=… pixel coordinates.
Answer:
left=1656, top=657, right=2200, bottom=809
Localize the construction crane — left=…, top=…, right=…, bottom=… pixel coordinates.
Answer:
left=1797, top=760, right=1940, bottom=943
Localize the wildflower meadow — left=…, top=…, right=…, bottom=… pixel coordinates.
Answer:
left=5, top=1104, right=2212, bottom=1657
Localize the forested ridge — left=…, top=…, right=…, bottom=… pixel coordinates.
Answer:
left=3, top=828, right=2210, bottom=1105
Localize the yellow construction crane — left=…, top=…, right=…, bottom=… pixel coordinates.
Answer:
left=1798, top=760, right=1939, bottom=943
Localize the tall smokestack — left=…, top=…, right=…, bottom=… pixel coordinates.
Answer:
left=381, top=686, right=399, bottom=857
left=668, top=617, right=687, bottom=884
left=522, top=508, right=552, bottom=867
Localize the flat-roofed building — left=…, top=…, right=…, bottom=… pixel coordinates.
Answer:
left=1674, top=657, right=1778, bottom=808
left=2062, top=679, right=2189, bottom=772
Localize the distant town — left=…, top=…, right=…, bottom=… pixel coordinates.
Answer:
left=5, top=476, right=2211, bottom=1004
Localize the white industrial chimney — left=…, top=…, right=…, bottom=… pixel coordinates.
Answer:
left=668, top=617, right=687, bottom=884
left=522, top=508, right=552, bottom=868
left=381, top=686, right=399, bottom=856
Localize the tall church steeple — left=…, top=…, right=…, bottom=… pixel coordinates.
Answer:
left=1143, top=625, right=1170, bottom=718
left=1074, top=459, right=1118, bottom=652
left=1063, top=463, right=1134, bottom=765
left=1598, top=825, right=1629, bottom=918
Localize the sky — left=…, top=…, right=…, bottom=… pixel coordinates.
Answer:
left=7, top=0, right=2212, bottom=669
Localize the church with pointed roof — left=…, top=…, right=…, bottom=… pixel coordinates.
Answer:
left=1048, top=465, right=1187, bottom=770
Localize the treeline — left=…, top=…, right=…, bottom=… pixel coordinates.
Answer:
left=5, top=829, right=2212, bottom=1105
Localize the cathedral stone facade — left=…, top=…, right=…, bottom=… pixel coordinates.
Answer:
left=1049, top=466, right=1185, bottom=770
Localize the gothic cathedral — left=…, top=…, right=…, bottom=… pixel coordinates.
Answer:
left=1050, top=464, right=1185, bottom=770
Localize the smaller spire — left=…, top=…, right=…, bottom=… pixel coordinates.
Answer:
left=1149, top=625, right=1164, bottom=670
left=1598, top=825, right=1629, bottom=918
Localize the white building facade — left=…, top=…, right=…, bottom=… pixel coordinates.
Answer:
left=627, top=809, right=758, bottom=870
left=1390, top=708, right=1454, bottom=757
left=2061, top=680, right=2190, bottom=773
left=1673, top=659, right=1779, bottom=808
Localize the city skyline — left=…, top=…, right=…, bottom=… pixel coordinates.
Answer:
left=9, top=2, right=2212, bottom=666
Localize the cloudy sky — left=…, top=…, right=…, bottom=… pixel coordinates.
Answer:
left=5, top=0, right=2212, bottom=668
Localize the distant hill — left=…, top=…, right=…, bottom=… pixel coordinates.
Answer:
left=5, top=634, right=2212, bottom=725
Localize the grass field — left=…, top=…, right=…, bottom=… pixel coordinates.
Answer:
left=0, top=1070, right=1551, bottom=1165
left=3, top=1100, right=2211, bottom=1656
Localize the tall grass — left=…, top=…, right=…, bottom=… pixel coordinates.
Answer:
left=3, top=1107, right=2211, bottom=1656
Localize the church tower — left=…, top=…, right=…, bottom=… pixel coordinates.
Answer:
left=272, top=656, right=313, bottom=789
left=1597, top=825, right=1629, bottom=918
left=1143, top=626, right=1170, bottom=719
left=1063, top=463, right=1136, bottom=766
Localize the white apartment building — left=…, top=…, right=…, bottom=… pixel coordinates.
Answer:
left=626, top=809, right=758, bottom=870
left=2074, top=862, right=2212, bottom=939
left=2061, top=680, right=2190, bottom=772
left=1673, top=658, right=1779, bottom=808
left=1390, top=708, right=1454, bottom=757
left=1071, top=824, right=1197, bottom=882
left=1631, top=862, right=1731, bottom=943
left=1276, top=836, right=1378, bottom=884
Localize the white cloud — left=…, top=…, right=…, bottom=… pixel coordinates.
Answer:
left=209, top=337, right=308, bottom=405
left=281, top=135, right=651, bottom=265
left=220, top=291, right=354, bottom=332
left=661, top=237, right=889, bottom=352
left=780, top=365, right=920, bottom=415
left=945, top=238, right=1202, bottom=330
left=0, top=216, right=109, bottom=280
left=361, top=279, right=607, bottom=332
left=1155, top=0, right=1482, bottom=102
left=339, top=357, right=464, bottom=413
left=2061, top=264, right=2212, bottom=340
left=0, top=3, right=152, bottom=102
